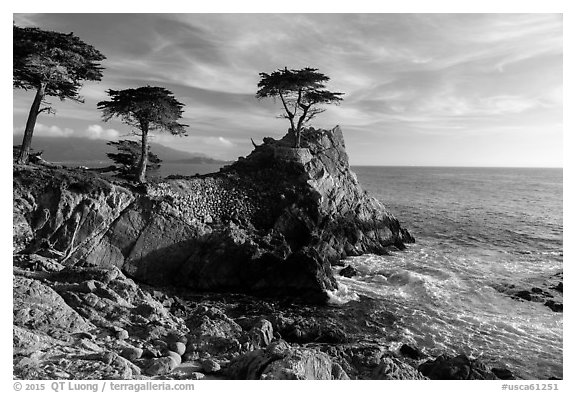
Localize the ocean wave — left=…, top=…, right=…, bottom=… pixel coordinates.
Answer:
left=326, top=282, right=360, bottom=305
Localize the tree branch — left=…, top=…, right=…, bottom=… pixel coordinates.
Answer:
left=279, top=92, right=294, bottom=119
left=279, top=91, right=296, bottom=132
left=37, top=106, right=54, bottom=115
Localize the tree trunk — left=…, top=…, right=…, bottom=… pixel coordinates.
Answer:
left=136, top=126, right=149, bottom=183
left=294, top=106, right=310, bottom=148
left=295, top=129, right=301, bottom=148
left=17, top=82, right=46, bottom=164
left=279, top=92, right=296, bottom=139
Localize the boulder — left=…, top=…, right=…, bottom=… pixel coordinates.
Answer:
left=249, top=319, right=274, bottom=348
left=545, top=300, right=563, bottom=312
left=145, top=357, right=179, bottom=376
left=165, top=350, right=182, bottom=366
left=186, top=306, right=243, bottom=356
left=169, top=341, right=187, bottom=356
left=372, top=357, right=427, bottom=380
left=200, top=358, right=221, bottom=373
left=339, top=265, right=358, bottom=278
left=492, top=367, right=515, bottom=380
left=120, top=346, right=143, bottom=362
left=418, top=354, right=497, bottom=380
left=399, top=343, right=426, bottom=360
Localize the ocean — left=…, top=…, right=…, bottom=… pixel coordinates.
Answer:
left=65, top=161, right=563, bottom=379
left=336, top=166, right=563, bottom=380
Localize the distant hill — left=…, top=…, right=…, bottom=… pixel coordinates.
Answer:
left=12, top=136, right=228, bottom=164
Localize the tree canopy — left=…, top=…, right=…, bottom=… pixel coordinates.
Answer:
left=13, top=25, right=105, bottom=101
left=98, top=86, right=188, bottom=136
left=13, top=25, right=105, bottom=164
left=256, top=67, right=343, bottom=147
left=97, top=86, right=188, bottom=182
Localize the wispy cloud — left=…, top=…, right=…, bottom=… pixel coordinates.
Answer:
left=14, top=123, right=120, bottom=140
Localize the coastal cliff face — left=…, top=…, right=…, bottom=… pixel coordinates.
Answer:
left=13, top=126, right=413, bottom=302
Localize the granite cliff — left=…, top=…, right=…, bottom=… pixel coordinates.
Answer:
left=13, top=126, right=414, bottom=302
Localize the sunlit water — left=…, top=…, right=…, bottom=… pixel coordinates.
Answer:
left=332, top=167, right=563, bottom=379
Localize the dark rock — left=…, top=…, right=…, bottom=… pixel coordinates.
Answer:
left=545, top=300, right=563, bottom=312
left=339, top=265, right=358, bottom=278
left=399, top=343, right=426, bottom=360
left=494, top=272, right=562, bottom=312
left=515, top=290, right=532, bottom=301
left=418, top=354, right=497, bottom=380
left=492, top=367, right=515, bottom=380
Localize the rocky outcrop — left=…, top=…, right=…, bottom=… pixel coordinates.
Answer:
left=13, top=126, right=413, bottom=303
left=12, top=255, right=189, bottom=379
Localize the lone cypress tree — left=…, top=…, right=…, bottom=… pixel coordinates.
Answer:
left=13, top=25, right=105, bottom=164
left=256, top=67, right=343, bottom=147
left=97, top=86, right=187, bottom=183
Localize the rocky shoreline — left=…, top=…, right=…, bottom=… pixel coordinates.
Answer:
left=13, top=253, right=519, bottom=380
left=13, top=127, right=547, bottom=380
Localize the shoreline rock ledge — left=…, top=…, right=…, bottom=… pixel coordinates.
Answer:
left=13, top=126, right=414, bottom=303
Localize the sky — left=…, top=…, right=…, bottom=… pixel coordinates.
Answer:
left=12, top=13, right=563, bottom=166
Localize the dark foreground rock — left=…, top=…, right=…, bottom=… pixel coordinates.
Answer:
left=13, top=126, right=413, bottom=303
left=339, top=265, right=359, bottom=278
left=418, top=354, right=498, bottom=380
left=399, top=343, right=427, bottom=360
